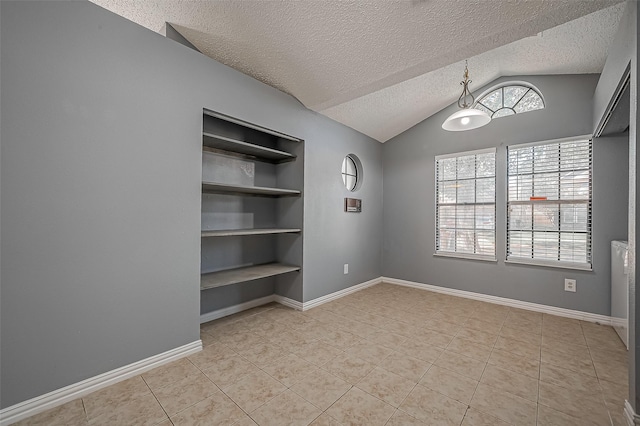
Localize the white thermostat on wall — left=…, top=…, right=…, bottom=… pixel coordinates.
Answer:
left=345, top=198, right=362, bottom=212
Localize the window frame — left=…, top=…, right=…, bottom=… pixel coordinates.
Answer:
left=474, top=82, right=545, bottom=119
left=342, top=155, right=359, bottom=192
left=505, top=135, right=593, bottom=271
left=434, top=147, right=497, bottom=262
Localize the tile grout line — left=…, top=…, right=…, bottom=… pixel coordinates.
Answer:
left=536, top=328, right=543, bottom=426
left=367, top=349, right=419, bottom=424
left=80, top=398, right=89, bottom=425
left=139, top=374, right=173, bottom=424
left=583, top=329, right=620, bottom=426
left=319, top=384, right=355, bottom=424
left=395, top=303, right=482, bottom=422
left=237, top=312, right=360, bottom=424
left=466, top=306, right=545, bottom=425
left=176, top=346, right=253, bottom=423
left=159, top=380, right=205, bottom=419
left=322, top=297, right=441, bottom=424
left=539, top=319, right=616, bottom=425
left=467, top=308, right=503, bottom=421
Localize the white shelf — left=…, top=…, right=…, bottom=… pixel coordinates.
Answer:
left=200, top=263, right=301, bottom=290
left=202, top=132, right=295, bottom=163
left=202, top=181, right=301, bottom=197
left=201, top=228, right=301, bottom=237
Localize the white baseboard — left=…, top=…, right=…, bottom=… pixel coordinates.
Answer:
left=200, top=277, right=381, bottom=318
left=274, top=295, right=304, bottom=310
left=382, top=277, right=613, bottom=325
left=271, top=278, right=383, bottom=312
left=612, top=317, right=628, bottom=328
left=302, top=277, right=383, bottom=311
left=0, top=341, right=202, bottom=426
left=200, top=295, right=276, bottom=324
left=624, top=400, right=640, bottom=426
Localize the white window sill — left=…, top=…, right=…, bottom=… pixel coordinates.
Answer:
left=434, top=252, right=497, bottom=262
left=505, top=258, right=592, bottom=271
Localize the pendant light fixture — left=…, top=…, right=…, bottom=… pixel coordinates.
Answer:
left=442, top=61, right=491, bottom=132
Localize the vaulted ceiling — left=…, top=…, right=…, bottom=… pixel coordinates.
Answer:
left=90, top=0, right=625, bottom=142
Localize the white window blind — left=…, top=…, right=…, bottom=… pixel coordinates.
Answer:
left=507, top=138, right=592, bottom=269
left=436, top=148, right=496, bottom=260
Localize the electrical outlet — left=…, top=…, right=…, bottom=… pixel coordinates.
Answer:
left=564, top=278, right=577, bottom=292
left=344, top=264, right=349, bottom=274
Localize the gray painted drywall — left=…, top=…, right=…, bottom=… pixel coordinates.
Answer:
left=383, top=74, right=628, bottom=316
left=634, top=5, right=639, bottom=410
left=302, top=114, right=383, bottom=302
left=1, top=1, right=204, bottom=408
left=200, top=279, right=275, bottom=312
left=276, top=139, right=305, bottom=301
left=593, top=0, right=637, bottom=414
left=165, top=23, right=200, bottom=52
left=594, top=2, right=635, bottom=136
left=601, top=83, right=630, bottom=136
left=0, top=1, right=382, bottom=408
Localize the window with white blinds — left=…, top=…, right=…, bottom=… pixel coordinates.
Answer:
left=507, top=138, right=592, bottom=270
left=436, top=148, right=496, bottom=260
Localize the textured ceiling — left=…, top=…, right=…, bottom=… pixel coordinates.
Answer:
left=90, top=0, right=625, bottom=142
left=323, top=3, right=626, bottom=142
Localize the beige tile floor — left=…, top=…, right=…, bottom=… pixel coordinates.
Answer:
left=16, top=283, right=628, bottom=426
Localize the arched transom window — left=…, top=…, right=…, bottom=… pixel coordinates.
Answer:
left=475, top=84, right=544, bottom=119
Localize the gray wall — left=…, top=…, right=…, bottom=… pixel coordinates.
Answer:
left=383, top=74, right=628, bottom=316
left=0, top=1, right=383, bottom=408
left=593, top=0, right=638, bottom=415
left=633, top=2, right=639, bottom=414
left=276, top=139, right=305, bottom=301
left=303, top=115, right=383, bottom=302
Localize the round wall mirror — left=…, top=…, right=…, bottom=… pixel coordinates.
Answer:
left=341, top=154, right=362, bottom=192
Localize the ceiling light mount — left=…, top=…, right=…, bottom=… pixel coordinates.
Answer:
left=442, top=60, right=491, bottom=132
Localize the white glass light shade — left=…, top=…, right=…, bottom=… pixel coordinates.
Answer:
left=442, top=108, right=491, bottom=132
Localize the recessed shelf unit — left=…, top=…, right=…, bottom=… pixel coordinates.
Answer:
left=200, top=108, right=304, bottom=318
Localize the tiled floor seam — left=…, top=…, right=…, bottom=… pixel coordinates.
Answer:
left=223, top=375, right=286, bottom=420
left=369, top=358, right=425, bottom=410
left=593, top=359, right=622, bottom=426
left=318, top=384, right=355, bottom=423
left=535, top=372, right=540, bottom=425
left=468, top=347, right=491, bottom=415
left=536, top=342, right=544, bottom=426
left=389, top=378, right=422, bottom=418
left=466, top=312, right=502, bottom=411
left=160, top=354, right=250, bottom=424
left=145, top=373, right=201, bottom=422
left=80, top=398, right=89, bottom=422
left=459, top=406, right=475, bottom=426
left=468, top=402, right=513, bottom=426
left=287, top=380, right=348, bottom=412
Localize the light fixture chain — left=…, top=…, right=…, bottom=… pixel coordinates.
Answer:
left=457, top=61, right=475, bottom=109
